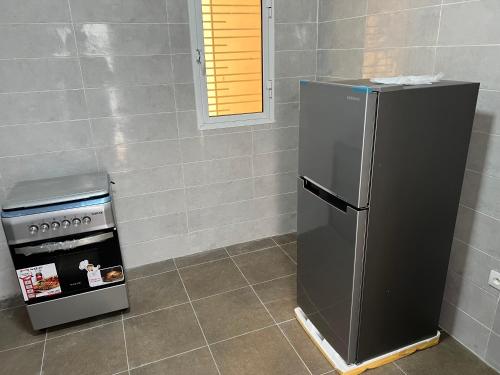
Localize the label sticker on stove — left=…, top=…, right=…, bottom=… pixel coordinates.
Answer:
left=17, top=264, right=62, bottom=301
left=79, top=260, right=124, bottom=287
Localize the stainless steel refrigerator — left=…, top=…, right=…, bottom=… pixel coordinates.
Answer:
left=297, top=79, right=479, bottom=364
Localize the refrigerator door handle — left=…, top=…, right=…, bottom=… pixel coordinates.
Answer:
left=301, top=177, right=348, bottom=213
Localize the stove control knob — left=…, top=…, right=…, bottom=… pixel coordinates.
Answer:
left=61, top=220, right=71, bottom=228
left=51, top=222, right=60, bottom=230
left=82, top=216, right=91, bottom=225
left=29, top=225, right=39, bottom=235
left=72, top=218, right=81, bottom=227
left=40, top=223, right=50, bottom=232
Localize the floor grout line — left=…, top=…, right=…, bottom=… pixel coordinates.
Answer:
left=272, top=237, right=298, bottom=265
left=173, top=258, right=223, bottom=375
left=0, top=340, right=47, bottom=354
left=393, top=361, right=409, bottom=374
left=121, top=312, right=131, bottom=375
left=225, top=247, right=314, bottom=375
left=127, top=344, right=208, bottom=372
left=38, top=330, right=48, bottom=375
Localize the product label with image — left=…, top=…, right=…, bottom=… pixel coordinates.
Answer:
left=17, top=263, right=62, bottom=301
left=79, top=260, right=124, bottom=287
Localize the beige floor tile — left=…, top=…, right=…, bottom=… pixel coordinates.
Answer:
left=193, top=287, right=273, bottom=343
left=178, top=258, right=247, bottom=300
left=211, top=326, right=309, bottom=375
left=126, top=259, right=176, bottom=280
left=233, top=247, right=296, bottom=284
left=226, top=237, right=275, bottom=256
left=43, top=322, right=127, bottom=375
left=130, top=347, right=218, bottom=375
left=175, top=247, right=228, bottom=268
left=272, top=232, right=297, bottom=245
left=281, top=241, right=297, bottom=262
left=125, top=270, right=188, bottom=317
left=47, top=311, right=122, bottom=339
left=280, top=319, right=334, bottom=375
left=0, top=343, right=44, bottom=375
left=124, top=303, right=205, bottom=368
left=0, top=306, right=44, bottom=351
left=395, top=333, right=498, bottom=375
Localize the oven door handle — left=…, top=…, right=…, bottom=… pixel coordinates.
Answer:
left=14, top=232, right=114, bottom=256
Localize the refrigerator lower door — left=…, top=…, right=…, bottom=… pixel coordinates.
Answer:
left=297, top=178, right=367, bottom=364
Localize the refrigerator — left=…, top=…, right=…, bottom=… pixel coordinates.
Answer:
left=297, top=79, right=479, bottom=364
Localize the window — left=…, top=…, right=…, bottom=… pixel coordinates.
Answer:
left=187, top=0, right=274, bottom=129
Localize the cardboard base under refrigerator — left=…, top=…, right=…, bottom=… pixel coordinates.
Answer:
left=295, top=307, right=440, bottom=375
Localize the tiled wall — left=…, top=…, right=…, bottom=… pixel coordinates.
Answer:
left=0, top=0, right=318, bottom=298
left=317, top=0, right=500, bottom=369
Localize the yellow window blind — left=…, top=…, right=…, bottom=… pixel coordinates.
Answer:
left=201, top=0, right=263, bottom=117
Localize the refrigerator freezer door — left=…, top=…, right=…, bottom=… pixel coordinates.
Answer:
left=299, top=81, right=377, bottom=208
left=297, top=178, right=367, bottom=363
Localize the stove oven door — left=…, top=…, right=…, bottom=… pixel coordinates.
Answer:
left=11, top=228, right=125, bottom=303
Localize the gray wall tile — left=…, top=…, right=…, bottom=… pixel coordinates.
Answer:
left=183, top=157, right=252, bottom=187
left=495, top=305, right=500, bottom=335
left=115, top=189, right=185, bottom=222
left=275, top=102, right=300, bottom=128
left=168, top=24, right=191, bottom=53
left=81, top=55, right=173, bottom=88
left=253, top=127, right=299, bottom=154
left=253, top=149, right=298, bottom=176
left=317, top=49, right=364, bottom=78
left=365, top=7, right=440, bottom=49
left=435, top=46, right=500, bottom=91
left=460, top=170, right=500, bottom=221
left=110, top=165, right=184, bottom=198
left=448, top=239, right=500, bottom=297
left=97, top=140, right=181, bottom=172
left=366, top=0, right=440, bottom=14
left=439, top=0, right=500, bottom=46
left=485, top=332, right=500, bottom=372
left=454, top=205, right=500, bottom=259
left=254, top=172, right=297, bottom=197
left=91, top=113, right=178, bottom=146
left=444, top=271, right=498, bottom=327
left=361, top=47, right=436, bottom=77
left=188, top=200, right=255, bottom=231
left=319, top=0, right=367, bottom=22
left=318, top=18, right=366, bottom=49
left=439, top=300, right=491, bottom=357
left=121, top=235, right=188, bottom=268
left=69, top=0, right=167, bottom=23
left=0, top=90, right=87, bottom=126
left=0, top=59, right=81, bottom=93
left=86, top=85, right=175, bottom=117
left=186, top=179, right=254, bottom=210
left=0, top=24, right=76, bottom=58
left=167, top=0, right=189, bottom=23
left=180, top=133, right=252, bottom=162
left=466, top=132, right=500, bottom=178
left=172, top=54, right=194, bottom=83
left=0, top=120, right=92, bottom=157
left=275, top=0, right=317, bottom=23
left=174, top=83, right=196, bottom=110
left=276, top=50, right=316, bottom=78
left=118, top=212, right=187, bottom=244
left=475, top=90, right=500, bottom=136
left=0, top=0, right=70, bottom=23
left=275, top=76, right=310, bottom=103
left=276, top=23, right=317, bottom=51
left=75, top=24, right=170, bottom=56
left=0, top=149, right=97, bottom=187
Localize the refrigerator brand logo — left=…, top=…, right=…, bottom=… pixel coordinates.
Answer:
left=346, top=96, right=361, bottom=102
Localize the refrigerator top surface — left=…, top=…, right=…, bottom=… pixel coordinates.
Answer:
left=309, top=79, right=478, bottom=92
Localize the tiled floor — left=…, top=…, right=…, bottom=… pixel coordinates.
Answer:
left=0, top=233, right=498, bottom=375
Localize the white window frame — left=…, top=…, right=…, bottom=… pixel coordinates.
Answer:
left=187, top=0, right=275, bottom=130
